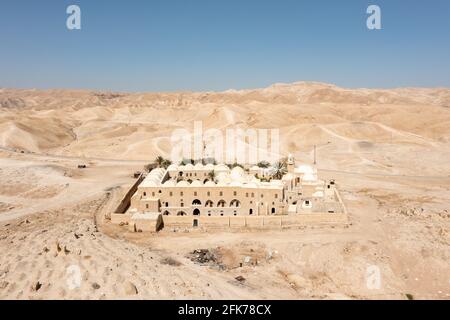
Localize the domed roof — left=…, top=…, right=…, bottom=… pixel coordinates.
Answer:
left=191, top=180, right=203, bottom=187
left=231, top=166, right=244, bottom=175
left=303, top=173, right=318, bottom=182
left=178, top=165, right=186, bottom=171
left=194, top=162, right=204, bottom=169
left=151, top=168, right=165, bottom=175
left=163, top=180, right=176, bottom=187
left=176, top=181, right=190, bottom=187
left=295, top=164, right=316, bottom=175
left=167, top=164, right=178, bottom=171
left=141, top=180, right=158, bottom=187
left=313, top=191, right=324, bottom=198
left=217, top=172, right=231, bottom=184
left=250, top=165, right=260, bottom=171
left=230, top=166, right=245, bottom=183
left=204, top=163, right=214, bottom=170
left=204, top=180, right=216, bottom=187
left=142, top=168, right=165, bottom=186
left=185, top=163, right=194, bottom=170
left=215, top=164, right=229, bottom=172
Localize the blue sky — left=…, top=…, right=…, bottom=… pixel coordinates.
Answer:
left=1, top=0, right=449, bottom=92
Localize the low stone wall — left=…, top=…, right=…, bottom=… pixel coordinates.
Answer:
left=111, top=213, right=132, bottom=225
left=113, top=174, right=146, bottom=214
left=162, top=213, right=348, bottom=230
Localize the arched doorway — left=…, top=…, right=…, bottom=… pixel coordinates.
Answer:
left=230, top=199, right=241, bottom=207
left=205, top=200, right=214, bottom=207
left=193, top=208, right=200, bottom=216
left=249, top=209, right=253, bottom=215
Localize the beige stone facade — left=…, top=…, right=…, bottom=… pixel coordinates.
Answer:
left=114, top=155, right=346, bottom=232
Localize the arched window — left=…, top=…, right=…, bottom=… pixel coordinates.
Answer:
left=193, top=208, right=200, bottom=216
left=271, top=208, right=276, bottom=214
left=163, top=211, right=170, bottom=216
left=217, top=200, right=226, bottom=208
left=249, top=209, right=253, bottom=215
left=230, top=199, right=241, bottom=207
left=192, top=199, right=202, bottom=206
left=205, top=200, right=214, bottom=207
left=177, top=211, right=187, bottom=216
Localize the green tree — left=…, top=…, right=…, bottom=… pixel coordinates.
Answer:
left=207, top=170, right=216, bottom=182
left=155, top=156, right=165, bottom=168
left=271, top=161, right=287, bottom=180
left=257, top=161, right=271, bottom=168
left=162, top=159, right=172, bottom=169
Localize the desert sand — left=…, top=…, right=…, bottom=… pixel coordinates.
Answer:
left=0, top=82, right=449, bottom=299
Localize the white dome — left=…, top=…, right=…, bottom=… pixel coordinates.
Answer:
left=142, top=168, right=164, bottom=186
left=303, top=173, right=318, bottom=182
left=215, top=164, right=229, bottom=172
left=163, top=180, right=176, bottom=187
left=176, top=181, right=190, bottom=187
left=150, top=168, right=165, bottom=176
left=217, top=172, right=231, bottom=184
left=250, top=165, right=260, bottom=171
left=295, top=165, right=315, bottom=175
left=194, top=162, right=203, bottom=170
left=167, top=164, right=178, bottom=171
left=191, top=180, right=203, bottom=187
left=313, top=191, right=324, bottom=198
left=141, top=180, right=157, bottom=187
left=204, top=163, right=214, bottom=170
left=204, top=181, right=216, bottom=187
left=231, top=166, right=244, bottom=175
left=230, top=166, right=245, bottom=183
left=251, top=175, right=260, bottom=181
left=185, top=163, right=194, bottom=170
left=178, top=165, right=186, bottom=171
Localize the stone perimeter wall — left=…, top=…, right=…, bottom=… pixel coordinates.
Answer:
left=111, top=212, right=348, bottom=231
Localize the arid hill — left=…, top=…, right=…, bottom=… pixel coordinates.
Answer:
left=1, top=82, right=450, bottom=176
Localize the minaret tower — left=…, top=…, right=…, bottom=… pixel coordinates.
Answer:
left=287, top=153, right=295, bottom=173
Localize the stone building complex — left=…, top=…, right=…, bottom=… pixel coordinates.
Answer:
left=111, top=155, right=347, bottom=232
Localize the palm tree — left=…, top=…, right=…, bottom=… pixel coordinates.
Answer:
left=155, top=156, right=165, bottom=168
left=207, top=170, right=216, bottom=182
left=162, top=159, right=172, bottom=169
left=257, top=161, right=271, bottom=168
left=271, top=161, right=287, bottom=180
